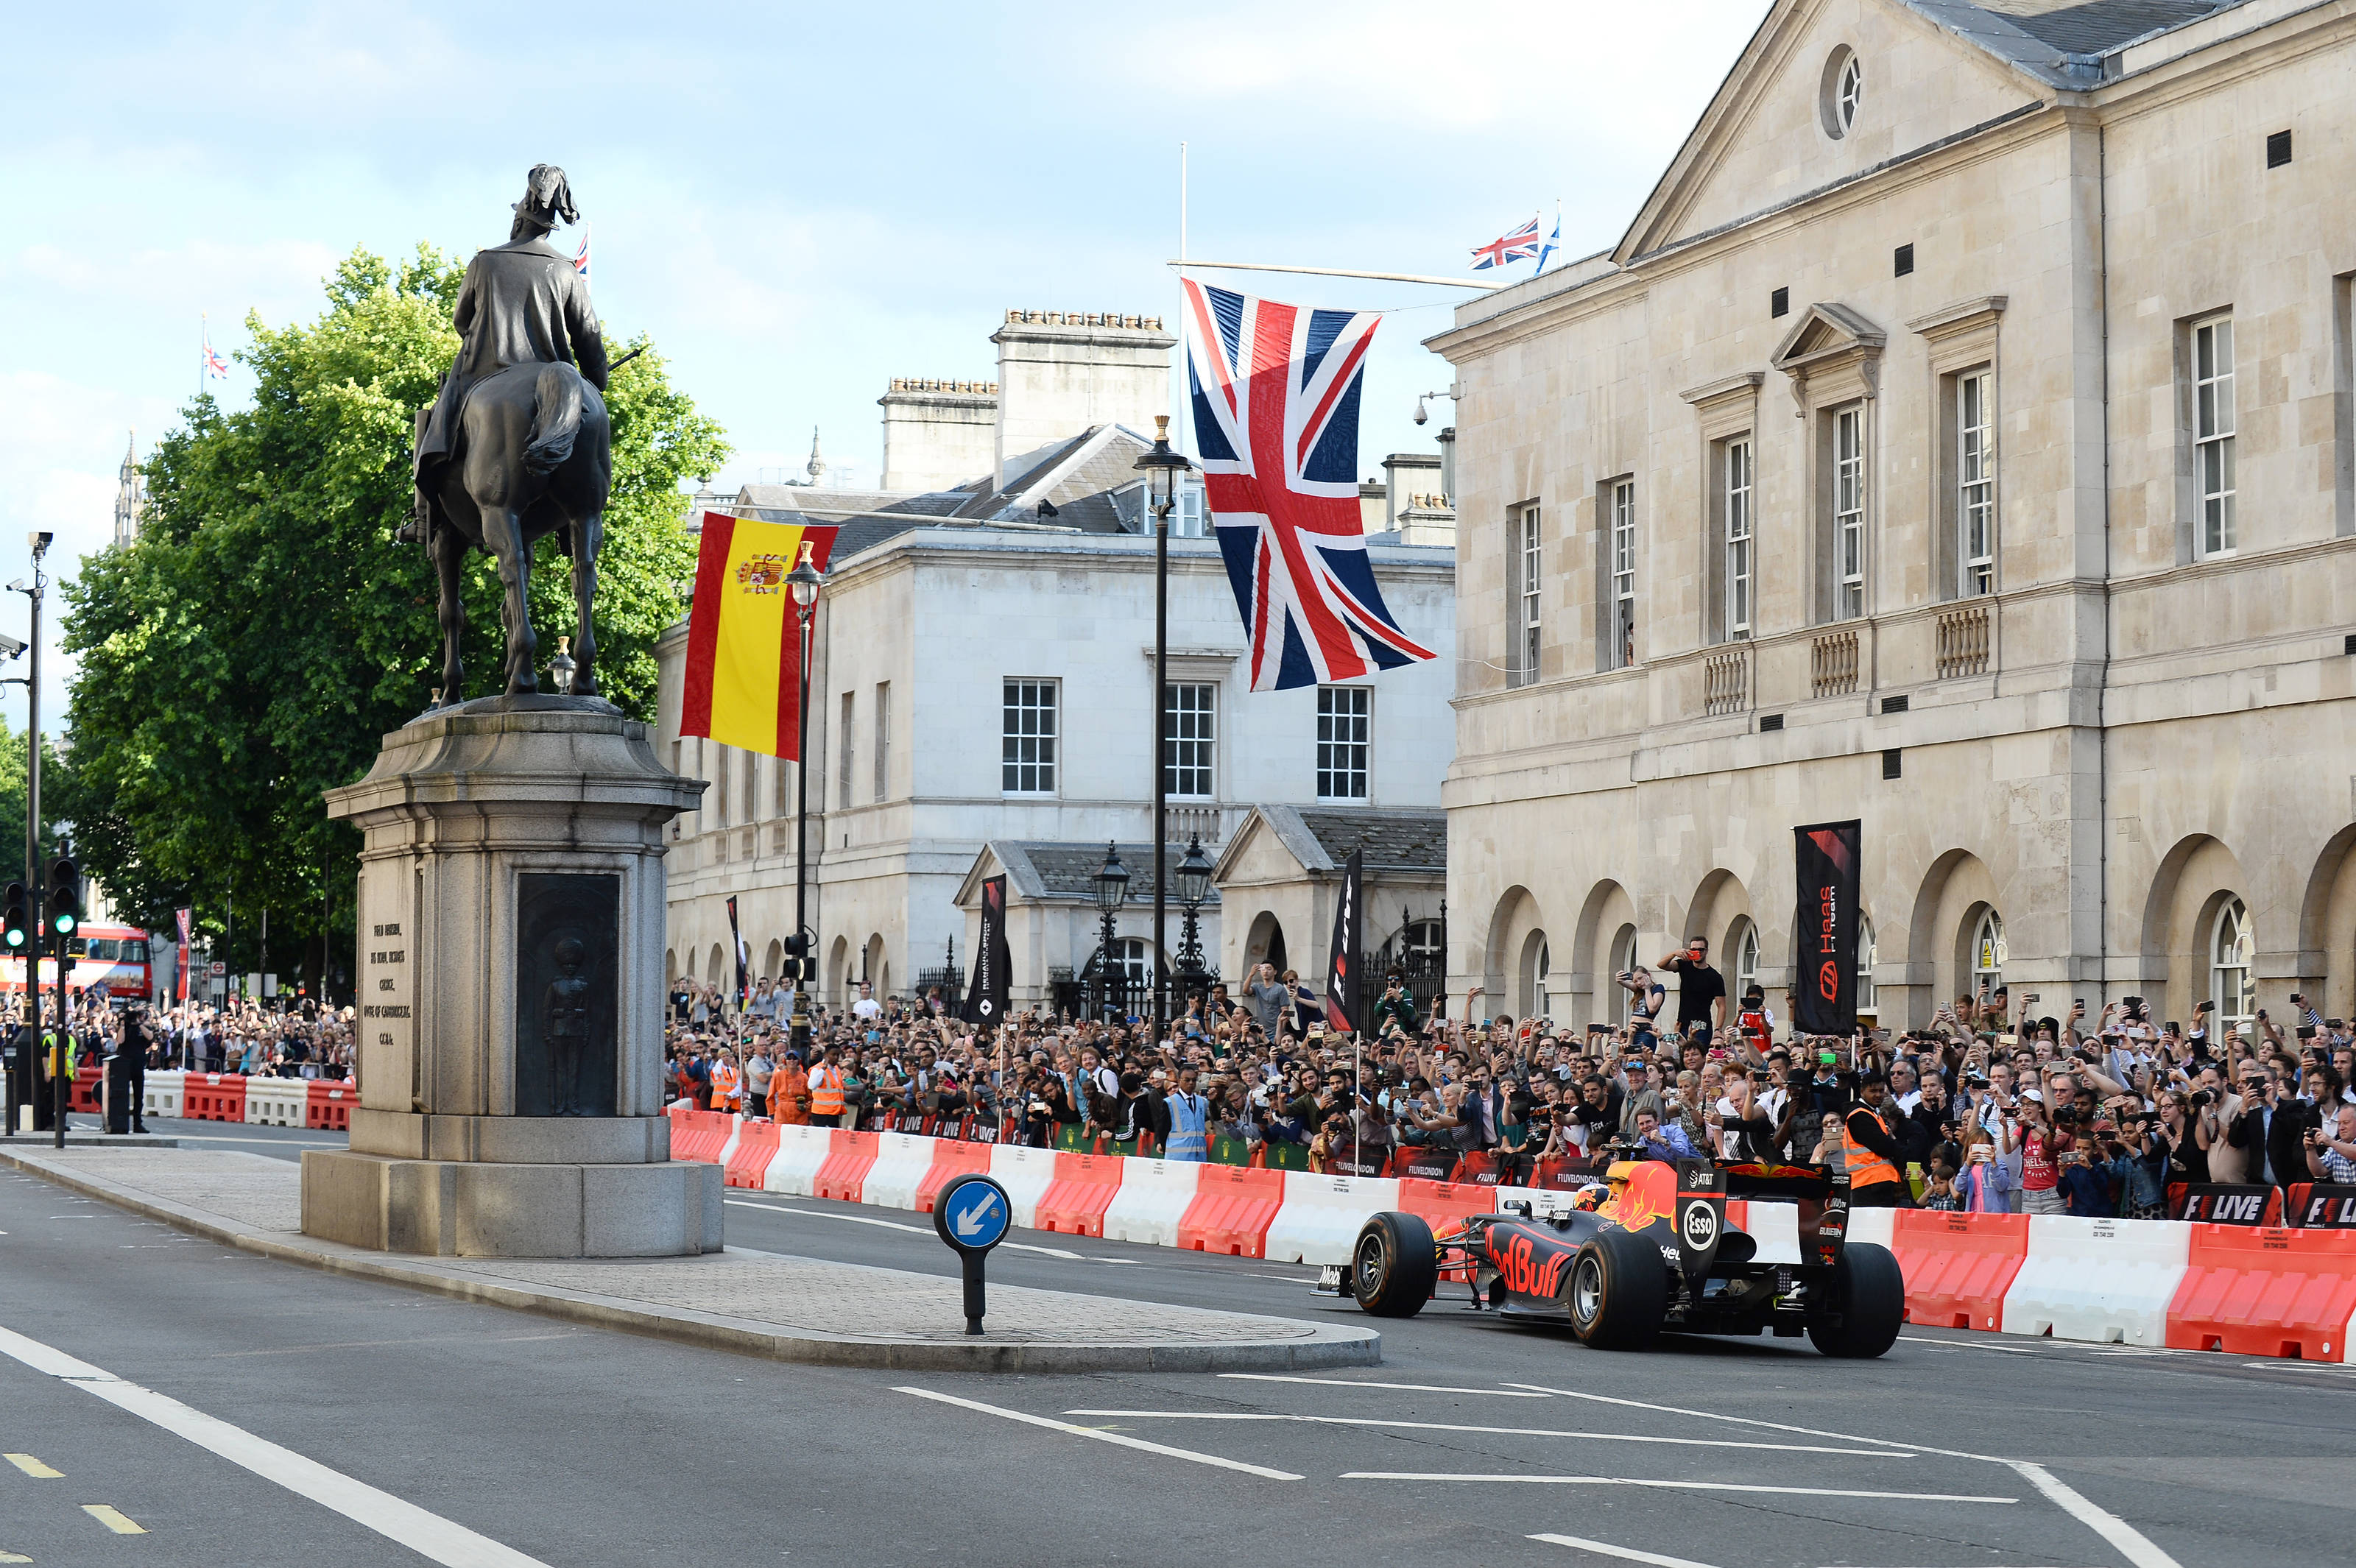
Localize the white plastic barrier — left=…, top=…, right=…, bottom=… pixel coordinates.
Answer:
left=1263, top=1172, right=1404, bottom=1265
left=1846, top=1205, right=1897, bottom=1252
left=143, top=1070, right=187, bottom=1120
left=243, top=1077, right=308, bottom=1127
left=2000, top=1214, right=2190, bottom=1346
left=713, top=1116, right=744, bottom=1176
left=761, top=1124, right=836, bottom=1197
left=989, top=1143, right=1060, bottom=1229
left=860, top=1132, right=939, bottom=1211
left=1726, top=1199, right=1804, bottom=1265
left=1101, top=1157, right=1203, bottom=1249
left=1492, top=1184, right=1581, bottom=1220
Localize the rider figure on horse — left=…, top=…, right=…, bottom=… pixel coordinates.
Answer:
left=408, top=164, right=608, bottom=543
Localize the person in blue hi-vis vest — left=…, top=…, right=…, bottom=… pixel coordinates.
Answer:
left=1165, top=1064, right=1210, bottom=1162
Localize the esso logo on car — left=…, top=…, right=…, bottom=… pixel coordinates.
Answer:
left=1680, top=1200, right=1718, bottom=1251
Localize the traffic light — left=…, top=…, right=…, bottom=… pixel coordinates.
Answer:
left=44, top=858, right=80, bottom=942
left=1, top=881, right=27, bottom=952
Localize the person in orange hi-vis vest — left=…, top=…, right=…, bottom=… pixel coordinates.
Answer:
left=708, top=1048, right=742, bottom=1115
left=808, top=1046, right=849, bottom=1128
left=1842, top=1070, right=1910, bottom=1207
left=771, top=1051, right=811, bottom=1126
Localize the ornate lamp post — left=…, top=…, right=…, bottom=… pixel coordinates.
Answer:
left=1173, top=833, right=1213, bottom=1003
left=547, top=636, right=577, bottom=696
left=786, top=542, right=825, bottom=1059
left=1091, top=841, right=1129, bottom=1024
left=1133, top=415, right=1193, bottom=1037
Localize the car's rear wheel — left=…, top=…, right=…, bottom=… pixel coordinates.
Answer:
left=1564, top=1227, right=1667, bottom=1349
left=1351, top=1212, right=1437, bottom=1318
left=1805, top=1240, right=1905, bottom=1359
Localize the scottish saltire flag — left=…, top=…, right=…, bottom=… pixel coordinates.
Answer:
left=573, top=222, right=590, bottom=285
left=1534, top=215, right=1559, bottom=274
left=1181, top=278, right=1438, bottom=692
left=1470, top=214, right=1544, bottom=271
left=201, top=315, right=228, bottom=379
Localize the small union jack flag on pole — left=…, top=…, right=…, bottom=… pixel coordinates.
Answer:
left=201, top=314, right=229, bottom=380
left=573, top=222, right=591, bottom=286
left=1470, top=213, right=1545, bottom=271
left=1181, top=278, right=1438, bottom=693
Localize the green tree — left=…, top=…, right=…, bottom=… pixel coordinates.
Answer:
left=60, top=245, right=728, bottom=985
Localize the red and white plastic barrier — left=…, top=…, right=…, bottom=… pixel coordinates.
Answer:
left=915, top=1140, right=995, bottom=1212
left=183, top=1073, right=247, bottom=1123
left=306, top=1081, right=359, bottom=1131
left=2166, top=1223, right=2356, bottom=1361
left=762, top=1124, right=836, bottom=1196
left=1101, top=1156, right=1204, bottom=1249
left=2002, top=1215, right=2188, bottom=1346
left=1889, top=1209, right=2028, bottom=1332
left=1177, top=1165, right=1285, bottom=1257
left=144, top=1070, right=188, bottom=1120
left=725, top=1120, right=782, bottom=1189
left=859, top=1132, right=939, bottom=1212
left=812, top=1131, right=880, bottom=1204
left=1034, top=1153, right=1124, bottom=1237
left=1262, top=1172, right=1402, bottom=1265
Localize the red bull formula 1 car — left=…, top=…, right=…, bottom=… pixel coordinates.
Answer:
left=1315, top=1151, right=1904, bottom=1357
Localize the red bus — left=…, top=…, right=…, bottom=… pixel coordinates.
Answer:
left=0, top=922, right=155, bottom=1002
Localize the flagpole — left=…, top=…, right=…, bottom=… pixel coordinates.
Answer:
left=1167, top=259, right=1503, bottom=292
left=1178, top=141, right=1187, bottom=266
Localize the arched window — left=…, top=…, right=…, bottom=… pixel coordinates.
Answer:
left=1971, top=910, right=2005, bottom=997
left=1114, top=937, right=1154, bottom=985
left=2211, top=899, right=2254, bottom=1026
left=1527, top=939, right=1553, bottom=1020
left=1728, top=919, right=1760, bottom=1000
left=1857, top=916, right=1878, bottom=1020
left=1610, top=925, right=1639, bottom=1024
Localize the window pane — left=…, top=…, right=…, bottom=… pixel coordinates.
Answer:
left=1316, top=685, right=1370, bottom=799
left=1163, top=682, right=1216, bottom=797
left=1002, top=679, right=1057, bottom=793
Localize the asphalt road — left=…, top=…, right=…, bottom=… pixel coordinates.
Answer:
left=2, top=1116, right=2349, bottom=1568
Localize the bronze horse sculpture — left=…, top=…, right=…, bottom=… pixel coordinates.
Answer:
left=410, top=164, right=613, bottom=702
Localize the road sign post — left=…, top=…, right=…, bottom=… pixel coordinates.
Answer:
left=933, top=1173, right=1012, bottom=1335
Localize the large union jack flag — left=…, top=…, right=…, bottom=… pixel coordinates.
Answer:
left=1182, top=278, right=1437, bottom=693
left=1470, top=214, right=1544, bottom=271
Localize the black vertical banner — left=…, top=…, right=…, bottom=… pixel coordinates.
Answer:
left=1324, top=848, right=1364, bottom=1035
left=1792, top=820, right=1861, bottom=1036
left=961, top=875, right=1011, bottom=1028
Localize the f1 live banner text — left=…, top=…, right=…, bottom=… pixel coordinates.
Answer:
left=1323, top=847, right=1364, bottom=1034
left=962, top=875, right=1011, bottom=1027
left=1792, top=819, right=1861, bottom=1036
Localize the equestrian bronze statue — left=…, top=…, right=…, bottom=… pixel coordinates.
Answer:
left=409, top=163, right=610, bottom=701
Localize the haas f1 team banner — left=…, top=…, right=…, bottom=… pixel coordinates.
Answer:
left=1322, top=847, right=1364, bottom=1035
left=1792, top=819, right=1861, bottom=1036
left=961, top=875, right=1012, bottom=1029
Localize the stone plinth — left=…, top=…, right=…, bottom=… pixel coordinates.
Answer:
left=303, top=696, right=718, bottom=1257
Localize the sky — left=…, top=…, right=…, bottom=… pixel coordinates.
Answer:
left=0, top=0, right=1765, bottom=730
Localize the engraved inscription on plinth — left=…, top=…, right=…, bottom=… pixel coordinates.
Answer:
left=359, top=861, right=418, bottom=1112
left=515, top=872, right=619, bottom=1117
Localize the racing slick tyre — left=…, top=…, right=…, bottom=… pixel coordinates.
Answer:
left=1351, top=1212, right=1438, bottom=1318
left=1805, top=1240, right=1905, bottom=1359
left=1564, top=1227, right=1668, bottom=1350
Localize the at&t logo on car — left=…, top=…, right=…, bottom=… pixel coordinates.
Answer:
left=1680, top=1200, right=1718, bottom=1251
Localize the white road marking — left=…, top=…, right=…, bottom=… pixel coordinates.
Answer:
left=895, top=1386, right=1300, bottom=1480
left=1501, top=1383, right=2181, bottom=1568
left=1897, top=1335, right=2046, bottom=1354
left=2010, top=1461, right=2183, bottom=1568
left=167, top=1134, right=343, bottom=1148
left=1060, top=1410, right=1912, bottom=1458
left=1530, top=1533, right=1722, bottom=1568
left=1221, top=1373, right=1552, bottom=1398
left=0, top=1324, right=553, bottom=1567
left=1344, top=1473, right=2015, bottom=1503
left=723, top=1198, right=1092, bottom=1260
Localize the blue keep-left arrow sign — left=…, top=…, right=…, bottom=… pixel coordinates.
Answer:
left=935, top=1174, right=1010, bottom=1254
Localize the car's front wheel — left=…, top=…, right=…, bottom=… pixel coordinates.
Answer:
left=1564, top=1227, right=1667, bottom=1349
left=1805, top=1241, right=1905, bottom=1359
left=1351, top=1212, right=1437, bottom=1318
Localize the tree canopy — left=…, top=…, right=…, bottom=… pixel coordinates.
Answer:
left=59, top=245, right=728, bottom=981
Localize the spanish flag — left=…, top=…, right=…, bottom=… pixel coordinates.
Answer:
left=679, top=512, right=839, bottom=759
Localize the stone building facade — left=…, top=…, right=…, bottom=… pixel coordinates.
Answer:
left=1432, top=0, right=2356, bottom=1033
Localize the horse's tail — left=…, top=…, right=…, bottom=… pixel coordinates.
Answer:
left=523, top=361, right=585, bottom=476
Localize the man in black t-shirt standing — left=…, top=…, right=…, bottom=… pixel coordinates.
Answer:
left=1657, top=936, right=1728, bottom=1050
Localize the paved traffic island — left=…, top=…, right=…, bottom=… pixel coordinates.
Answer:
left=0, top=1143, right=1378, bottom=1372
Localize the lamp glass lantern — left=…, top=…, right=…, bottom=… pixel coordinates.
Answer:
left=1135, top=415, right=1192, bottom=519
left=1175, top=834, right=1213, bottom=908
left=1093, top=842, right=1129, bottom=912
left=548, top=636, right=576, bottom=696
left=788, top=541, right=824, bottom=608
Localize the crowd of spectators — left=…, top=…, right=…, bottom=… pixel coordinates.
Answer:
left=663, top=942, right=2356, bottom=1216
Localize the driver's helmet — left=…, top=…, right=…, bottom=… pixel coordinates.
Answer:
left=1568, top=1182, right=1609, bottom=1212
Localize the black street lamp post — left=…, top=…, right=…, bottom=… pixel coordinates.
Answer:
left=1172, top=833, right=1213, bottom=1004
left=1092, top=841, right=1128, bottom=1024
left=786, top=543, right=825, bottom=1059
left=1133, top=417, right=1193, bottom=1037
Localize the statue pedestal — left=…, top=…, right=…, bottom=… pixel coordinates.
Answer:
left=300, top=696, right=719, bottom=1257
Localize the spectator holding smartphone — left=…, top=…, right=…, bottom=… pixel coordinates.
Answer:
left=2304, top=1102, right=2356, bottom=1183
left=1655, top=937, right=1727, bottom=1050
